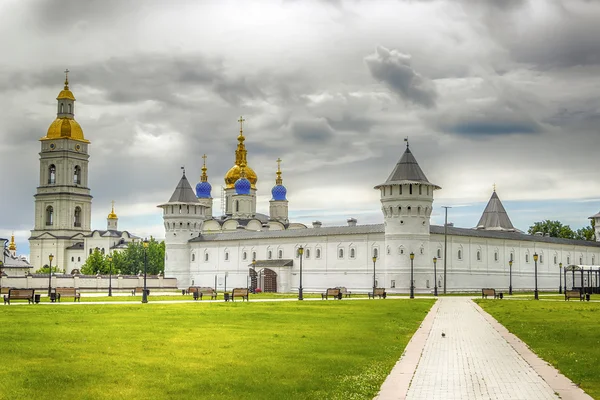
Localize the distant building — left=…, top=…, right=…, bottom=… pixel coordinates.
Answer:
left=161, top=122, right=600, bottom=293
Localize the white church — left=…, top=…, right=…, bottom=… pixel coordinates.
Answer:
left=161, top=120, right=600, bottom=293
left=28, top=75, right=139, bottom=273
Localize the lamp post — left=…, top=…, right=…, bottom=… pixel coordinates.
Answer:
left=372, top=255, right=377, bottom=298
left=432, top=257, right=438, bottom=296
left=0, top=238, right=8, bottom=294
left=224, top=272, right=228, bottom=293
left=298, top=246, right=304, bottom=300
left=108, top=255, right=113, bottom=297
left=409, top=252, right=415, bottom=299
left=48, top=254, right=54, bottom=296
left=509, top=260, right=513, bottom=295
left=442, top=206, right=451, bottom=294
left=251, top=259, right=256, bottom=293
left=142, top=238, right=149, bottom=303
left=559, top=262, right=563, bottom=294
left=533, top=252, right=539, bottom=300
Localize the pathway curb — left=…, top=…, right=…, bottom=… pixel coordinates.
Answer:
left=374, top=299, right=440, bottom=400
left=471, top=300, right=593, bottom=400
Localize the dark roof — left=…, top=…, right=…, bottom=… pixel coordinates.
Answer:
left=189, top=222, right=600, bottom=248
left=475, top=191, right=516, bottom=231
left=247, top=259, right=294, bottom=268
left=430, top=225, right=600, bottom=248
left=168, top=173, right=199, bottom=203
left=375, top=147, right=440, bottom=189
left=66, top=242, right=84, bottom=250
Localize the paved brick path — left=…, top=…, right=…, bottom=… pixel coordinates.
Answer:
left=405, top=298, right=559, bottom=400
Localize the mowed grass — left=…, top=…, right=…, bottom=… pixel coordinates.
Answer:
left=0, top=299, right=434, bottom=400
left=477, top=299, right=600, bottom=398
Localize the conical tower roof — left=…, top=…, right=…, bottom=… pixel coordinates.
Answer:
left=168, top=171, right=199, bottom=203
left=375, top=146, right=440, bottom=189
left=475, top=191, right=515, bottom=231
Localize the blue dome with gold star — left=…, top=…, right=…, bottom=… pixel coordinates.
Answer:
left=235, top=177, right=251, bottom=195
left=271, top=184, right=287, bottom=201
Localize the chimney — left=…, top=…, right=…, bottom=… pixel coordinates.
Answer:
left=347, top=218, right=357, bottom=227
left=312, top=221, right=322, bottom=228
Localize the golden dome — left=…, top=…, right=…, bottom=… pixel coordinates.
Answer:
left=57, top=89, right=75, bottom=101
left=8, top=234, right=16, bottom=251
left=108, top=201, right=117, bottom=219
left=225, top=164, right=258, bottom=189
left=42, top=117, right=89, bottom=143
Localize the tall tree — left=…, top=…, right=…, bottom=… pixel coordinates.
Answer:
left=528, top=220, right=575, bottom=239
left=81, top=249, right=109, bottom=275
left=575, top=219, right=596, bottom=241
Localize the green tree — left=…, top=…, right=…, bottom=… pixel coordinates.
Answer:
left=117, top=238, right=165, bottom=275
left=575, top=219, right=596, bottom=241
left=35, top=265, right=63, bottom=274
left=81, top=249, right=109, bottom=275
left=528, top=220, right=576, bottom=239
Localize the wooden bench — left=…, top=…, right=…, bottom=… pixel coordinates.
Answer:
left=131, top=287, right=150, bottom=296
left=231, top=288, right=249, bottom=302
left=337, top=287, right=352, bottom=298
left=55, top=287, right=81, bottom=302
left=368, top=288, right=387, bottom=299
left=322, top=288, right=341, bottom=300
left=565, top=290, right=583, bottom=301
left=481, top=288, right=500, bottom=299
left=3, top=289, right=35, bottom=305
left=0, top=287, right=10, bottom=295
left=188, top=287, right=217, bottom=300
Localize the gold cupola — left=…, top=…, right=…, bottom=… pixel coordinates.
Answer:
left=41, top=70, right=89, bottom=143
left=108, top=201, right=118, bottom=220
left=224, top=116, right=257, bottom=189
left=8, top=233, right=16, bottom=252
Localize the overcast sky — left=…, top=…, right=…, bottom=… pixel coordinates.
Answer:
left=1, top=0, right=599, bottom=255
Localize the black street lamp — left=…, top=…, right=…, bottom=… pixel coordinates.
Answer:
left=108, top=255, right=113, bottom=297
left=48, top=253, right=54, bottom=296
left=0, top=237, right=7, bottom=294
left=533, top=252, right=539, bottom=300
left=224, top=272, right=228, bottom=293
left=251, top=259, right=256, bottom=293
left=298, top=246, right=304, bottom=300
left=559, top=262, right=563, bottom=294
left=142, top=238, right=149, bottom=303
left=432, top=257, right=438, bottom=296
left=410, top=252, right=415, bottom=299
left=372, top=255, right=377, bottom=298
left=509, top=259, right=513, bottom=295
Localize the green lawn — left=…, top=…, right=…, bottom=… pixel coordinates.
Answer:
left=477, top=299, right=600, bottom=399
left=0, top=299, right=434, bottom=400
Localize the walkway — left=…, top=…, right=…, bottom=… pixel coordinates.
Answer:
left=377, top=297, right=592, bottom=400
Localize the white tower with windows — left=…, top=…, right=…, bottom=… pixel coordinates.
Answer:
left=29, top=72, right=92, bottom=271
left=375, top=142, right=441, bottom=292
left=159, top=170, right=209, bottom=288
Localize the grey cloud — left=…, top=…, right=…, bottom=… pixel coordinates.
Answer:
left=364, top=46, right=437, bottom=108
left=290, top=118, right=334, bottom=143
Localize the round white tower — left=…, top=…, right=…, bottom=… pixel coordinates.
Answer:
left=374, top=142, right=441, bottom=293
left=159, top=170, right=210, bottom=288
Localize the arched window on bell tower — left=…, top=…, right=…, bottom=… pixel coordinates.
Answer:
left=46, top=206, right=54, bottom=226
left=48, top=165, right=56, bottom=184
left=74, top=166, right=81, bottom=185
left=74, top=207, right=81, bottom=227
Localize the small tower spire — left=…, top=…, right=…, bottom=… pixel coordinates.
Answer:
left=201, top=154, right=208, bottom=183
left=8, top=232, right=16, bottom=251
left=276, top=157, right=283, bottom=185
left=493, top=183, right=496, bottom=192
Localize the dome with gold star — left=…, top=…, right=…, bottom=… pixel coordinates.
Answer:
left=224, top=117, right=257, bottom=189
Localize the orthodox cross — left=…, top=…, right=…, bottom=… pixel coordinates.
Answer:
left=238, top=116, right=245, bottom=133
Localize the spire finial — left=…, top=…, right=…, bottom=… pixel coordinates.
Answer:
left=404, top=137, right=409, bottom=148
left=181, top=166, right=186, bottom=176
left=238, top=116, right=245, bottom=135
left=493, top=183, right=496, bottom=192
left=8, top=232, right=16, bottom=251
left=201, top=154, right=208, bottom=182
left=64, top=68, right=70, bottom=89
left=276, top=157, right=283, bottom=185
